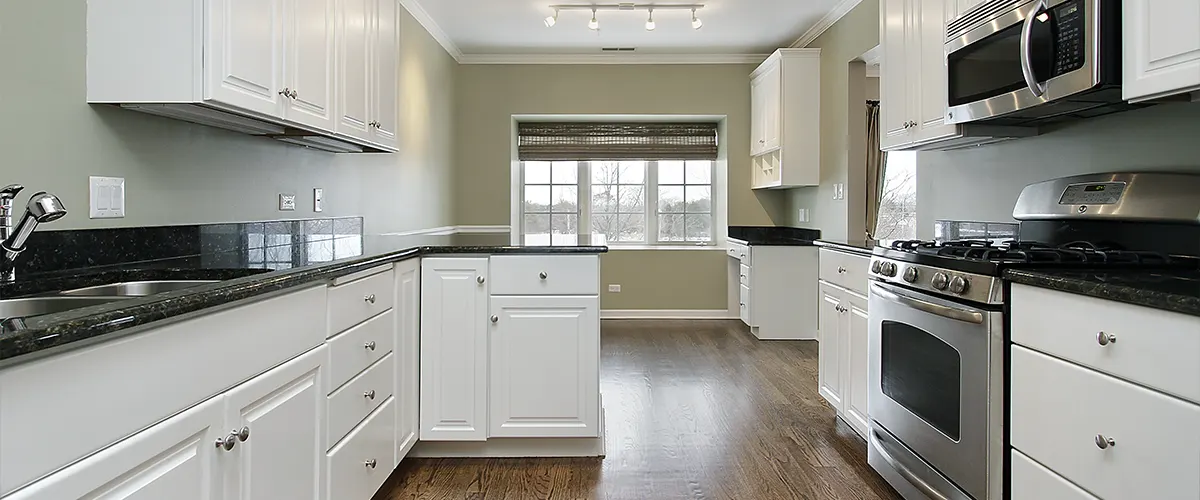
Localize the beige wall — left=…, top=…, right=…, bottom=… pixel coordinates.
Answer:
left=0, top=2, right=455, bottom=235
left=866, top=77, right=880, bottom=101
left=783, top=0, right=881, bottom=240
left=454, top=64, right=791, bottom=310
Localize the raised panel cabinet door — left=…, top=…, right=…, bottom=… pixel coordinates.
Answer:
left=393, top=259, right=420, bottom=464
left=284, top=0, right=336, bottom=131
left=844, top=292, right=871, bottom=439
left=915, top=0, right=958, bottom=143
left=3, top=397, right=224, bottom=500
left=489, top=296, right=600, bottom=438
left=1122, top=0, right=1200, bottom=101
left=750, top=73, right=766, bottom=156
left=420, top=258, right=489, bottom=441
left=370, top=0, right=400, bottom=149
left=880, top=0, right=912, bottom=149
left=336, top=0, right=372, bottom=141
left=206, top=0, right=285, bottom=117
left=761, top=62, right=783, bottom=153
left=817, top=283, right=844, bottom=410
left=222, top=346, right=325, bottom=500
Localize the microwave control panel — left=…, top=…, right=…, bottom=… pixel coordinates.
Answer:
left=1051, top=0, right=1086, bottom=77
left=1059, top=182, right=1127, bottom=205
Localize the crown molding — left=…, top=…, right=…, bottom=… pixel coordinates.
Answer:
left=399, top=0, right=463, bottom=61
left=789, top=0, right=864, bottom=48
left=458, top=53, right=770, bottom=65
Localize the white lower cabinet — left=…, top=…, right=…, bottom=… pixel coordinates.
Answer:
left=393, top=259, right=421, bottom=464
left=817, top=283, right=844, bottom=410
left=419, top=258, right=490, bottom=441
left=843, top=293, right=870, bottom=436
left=816, top=248, right=872, bottom=440
left=327, top=398, right=395, bottom=500
left=489, top=296, right=600, bottom=438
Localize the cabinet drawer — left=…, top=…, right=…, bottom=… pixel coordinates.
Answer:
left=727, top=242, right=751, bottom=265
left=1011, top=284, right=1200, bottom=404
left=327, top=309, right=394, bottom=392
left=739, top=264, right=751, bottom=287
left=818, top=248, right=869, bottom=294
left=1011, top=449, right=1099, bottom=500
left=328, top=267, right=394, bottom=337
left=328, top=354, right=394, bottom=449
left=328, top=397, right=394, bottom=500
left=1011, top=346, right=1200, bottom=500
left=489, top=255, right=598, bottom=295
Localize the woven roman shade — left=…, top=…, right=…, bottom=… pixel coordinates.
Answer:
left=518, top=122, right=719, bottom=161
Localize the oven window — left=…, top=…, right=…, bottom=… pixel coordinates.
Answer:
left=880, top=321, right=961, bottom=441
left=948, top=13, right=1053, bottom=107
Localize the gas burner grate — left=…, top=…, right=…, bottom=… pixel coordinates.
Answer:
left=887, top=239, right=1181, bottom=265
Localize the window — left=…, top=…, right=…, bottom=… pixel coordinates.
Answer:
left=875, top=151, right=917, bottom=240
left=522, top=161, right=580, bottom=246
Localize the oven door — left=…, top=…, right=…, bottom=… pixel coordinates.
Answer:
left=945, top=0, right=1101, bottom=124
left=868, top=281, right=1002, bottom=500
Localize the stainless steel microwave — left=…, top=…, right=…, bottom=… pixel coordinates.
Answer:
left=944, top=0, right=1134, bottom=126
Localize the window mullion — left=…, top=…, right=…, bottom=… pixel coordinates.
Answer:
left=647, top=160, right=658, bottom=244
left=578, top=161, right=589, bottom=238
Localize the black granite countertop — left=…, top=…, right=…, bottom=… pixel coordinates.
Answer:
left=728, top=226, right=821, bottom=246
left=0, top=232, right=607, bottom=366
left=813, top=239, right=882, bottom=256
left=1003, top=268, right=1200, bottom=317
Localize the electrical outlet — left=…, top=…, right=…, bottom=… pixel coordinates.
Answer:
left=608, top=284, right=622, bottom=293
left=278, top=193, right=297, bottom=211
left=313, top=188, right=324, bottom=212
left=832, top=184, right=840, bottom=200
left=89, top=176, right=125, bottom=219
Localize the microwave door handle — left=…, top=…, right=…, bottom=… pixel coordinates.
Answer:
left=871, top=283, right=985, bottom=325
left=1020, top=0, right=1049, bottom=97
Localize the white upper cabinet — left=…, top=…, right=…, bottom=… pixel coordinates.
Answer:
left=284, top=0, right=337, bottom=131
left=337, top=0, right=373, bottom=142
left=420, top=258, right=490, bottom=442
left=207, top=0, right=286, bottom=117
left=749, top=49, right=821, bottom=189
left=370, top=0, right=401, bottom=149
left=1122, top=0, right=1200, bottom=102
left=880, top=0, right=912, bottom=147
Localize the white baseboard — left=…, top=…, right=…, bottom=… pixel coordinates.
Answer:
left=601, top=309, right=738, bottom=320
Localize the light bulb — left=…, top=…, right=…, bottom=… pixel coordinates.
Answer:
left=588, top=9, right=599, bottom=30
left=645, top=10, right=655, bottom=31
left=544, top=10, right=557, bottom=28
left=691, top=9, right=703, bottom=30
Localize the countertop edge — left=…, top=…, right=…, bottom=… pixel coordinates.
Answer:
left=1002, top=269, right=1200, bottom=318
left=813, top=240, right=876, bottom=256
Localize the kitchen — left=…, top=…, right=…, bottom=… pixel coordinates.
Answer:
left=0, top=1, right=1198, bottom=500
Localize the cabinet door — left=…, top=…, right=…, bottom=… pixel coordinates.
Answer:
left=817, top=283, right=844, bottom=410
left=222, top=347, right=325, bottom=500
left=956, top=0, right=985, bottom=18
left=844, top=292, right=871, bottom=438
left=1122, top=0, right=1200, bottom=101
left=206, top=0, right=285, bottom=117
left=370, top=0, right=400, bottom=149
left=4, top=397, right=224, bottom=500
left=336, top=0, right=372, bottom=141
left=284, top=0, right=336, bottom=131
left=750, top=73, right=766, bottom=156
left=420, top=258, right=489, bottom=441
left=880, top=0, right=912, bottom=149
left=489, top=296, right=600, bottom=438
left=760, top=62, right=783, bottom=153
left=914, top=0, right=958, bottom=144
left=394, top=259, right=420, bottom=464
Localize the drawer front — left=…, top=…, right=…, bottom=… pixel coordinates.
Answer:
left=1011, top=449, right=1099, bottom=500
left=818, top=248, right=869, bottom=294
left=327, top=309, right=394, bottom=392
left=328, top=354, right=394, bottom=448
left=739, top=284, right=751, bottom=325
left=739, top=264, right=751, bottom=287
left=727, top=242, right=751, bottom=265
left=329, top=267, right=395, bottom=337
left=489, top=255, right=598, bottom=295
left=328, top=397, right=395, bottom=500
left=1011, top=346, right=1200, bottom=500
left=1011, top=284, right=1200, bottom=404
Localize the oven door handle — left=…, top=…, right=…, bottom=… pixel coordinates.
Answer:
left=871, top=283, right=985, bottom=325
left=1020, top=0, right=1049, bottom=97
left=870, top=430, right=959, bottom=500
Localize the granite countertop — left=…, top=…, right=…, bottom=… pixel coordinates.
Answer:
left=0, top=233, right=607, bottom=366
left=813, top=239, right=882, bottom=256
left=1003, top=268, right=1200, bottom=317
left=728, top=226, right=821, bottom=246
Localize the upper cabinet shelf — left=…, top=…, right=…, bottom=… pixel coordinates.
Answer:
left=750, top=49, right=821, bottom=190
left=86, top=0, right=400, bottom=153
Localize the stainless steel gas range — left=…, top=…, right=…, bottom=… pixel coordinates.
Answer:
left=863, top=172, right=1200, bottom=500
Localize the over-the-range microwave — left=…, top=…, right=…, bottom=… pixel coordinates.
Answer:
left=944, top=0, right=1142, bottom=126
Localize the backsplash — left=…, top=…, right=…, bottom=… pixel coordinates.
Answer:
left=933, top=220, right=1019, bottom=243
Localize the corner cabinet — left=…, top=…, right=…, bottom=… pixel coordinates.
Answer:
left=86, top=0, right=399, bottom=153
left=1122, top=0, right=1200, bottom=102
left=750, top=49, right=821, bottom=189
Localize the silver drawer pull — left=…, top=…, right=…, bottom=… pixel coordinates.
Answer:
left=539, top=271, right=548, bottom=280
left=491, top=315, right=499, bottom=324
left=364, top=340, right=376, bottom=351
left=364, top=458, right=378, bottom=469
left=1097, top=332, right=1117, bottom=346
left=215, top=435, right=236, bottom=451
left=837, top=266, right=847, bottom=274
left=477, top=275, right=486, bottom=284
left=363, top=390, right=376, bottom=400
left=364, top=294, right=376, bottom=304
left=1095, top=434, right=1115, bottom=449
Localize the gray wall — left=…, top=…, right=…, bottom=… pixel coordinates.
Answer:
left=916, top=102, right=1200, bottom=238
left=0, top=1, right=456, bottom=235
left=866, top=77, right=880, bottom=101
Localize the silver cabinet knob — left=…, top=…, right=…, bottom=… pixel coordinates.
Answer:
left=539, top=271, right=548, bottom=280
left=490, top=315, right=499, bottom=323
left=363, top=389, right=376, bottom=400
left=235, top=426, right=250, bottom=442
left=278, top=88, right=291, bottom=97
left=364, top=459, right=378, bottom=469
left=837, top=266, right=847, bottom=274
left=1097, top=332, right=1117, bottom=346
left=364, top=294, right=376, bottom=304
left=477, top=275, right=486, bottom=284
left=364, top=340, right=377, bottom=351
left=1095, top=434, right=1115, bottom=449
left=215, top=434, right=236, bottom=451
left=290, top=90, right=298, bottom=99
left=740, top=253, right=746, bottom=258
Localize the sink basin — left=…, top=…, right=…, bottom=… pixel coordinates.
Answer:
left=58, top=280, right=221, bottom=297
left=0, top=296, right=130, bottom=321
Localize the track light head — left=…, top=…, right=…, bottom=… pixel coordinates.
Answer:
left=645, top=9, right=655, bottom=31
left=544, top=9, right=558, bottom=27
left=588, top=9, right=599, bottom=30
left=691, top=8, right=703, bottom=30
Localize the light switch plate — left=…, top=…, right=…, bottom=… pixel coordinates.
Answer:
left=279, top=193, right=297, bottom=211
left=797, top=208, right=809, bottom=223
left=313, top=188, right=324, bottom=212
left=89, top=176, right=125, bottom=219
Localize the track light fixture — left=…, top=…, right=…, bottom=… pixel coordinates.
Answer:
left=543, top=4, right=705, bottom=31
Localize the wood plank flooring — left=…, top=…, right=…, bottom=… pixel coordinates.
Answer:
left=372, top=320, right=901, bottom=500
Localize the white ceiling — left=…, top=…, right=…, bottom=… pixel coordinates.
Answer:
left=408, top=0, right=850, bottom=57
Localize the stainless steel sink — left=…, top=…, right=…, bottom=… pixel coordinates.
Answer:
left=57, top=280, right=221, bottom=297
left=0, top=296, right=130, bottom=320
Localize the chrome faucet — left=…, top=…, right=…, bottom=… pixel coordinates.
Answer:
left=1, top=185, right=68, bottom=282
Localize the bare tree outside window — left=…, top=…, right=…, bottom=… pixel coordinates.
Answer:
left=523, top=161, right=579, bottom=245
left=657, top=161, right=713, bottom=242
left=591, top=161, right=647, bottom=243
left=875, top=152, right=917, bottom=240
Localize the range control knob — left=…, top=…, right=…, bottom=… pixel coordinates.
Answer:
left=883, top=262, right=898, bottom=277
left=931, top=272, right=950, bottom=290
left=949, top=276, right=970, bottom=294
left=871, top=261, right=883, bottom=274
left=902, top=267, right=919, bottom=283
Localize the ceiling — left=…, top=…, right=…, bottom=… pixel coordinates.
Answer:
left=407, top=0, right=852, bottom=58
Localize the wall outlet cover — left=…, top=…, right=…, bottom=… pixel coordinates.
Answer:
left=608, top=284, right=621, bottom=293
left=797, top=208, right=809, bottom=223
left=313, top=188, right=324, bottom=212
left=279, top=193, right=297, bottom=211
left=89, top=176, right=126, bottom=219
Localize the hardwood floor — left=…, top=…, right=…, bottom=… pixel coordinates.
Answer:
left=373, top=320, right=901, bottom=500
